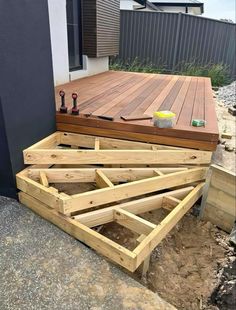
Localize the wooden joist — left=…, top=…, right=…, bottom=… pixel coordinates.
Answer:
left=19, top=192, right=136, bottom=272
left=27, top=167, right=189, bottom=183
left=61, top=167, right=206, bottom=214
left=24, top=148, right=212, bottom=165
left=74, top=186, right=194, bottom=227
left=133, top=182, right=205, bottom=268
left=23, top=132, right=212, bottom=165
left=18, top=182, right=204, bottom=272
left=17, top=166, right=206, bottom=215
left=114, top=208, right=156, bottom=235
left=17, top=131, right=208, bottom=272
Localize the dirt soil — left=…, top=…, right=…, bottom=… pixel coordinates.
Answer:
left=100, top=208, right=235, bottom=310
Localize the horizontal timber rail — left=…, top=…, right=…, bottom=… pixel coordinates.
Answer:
left=17, top=166, right=207, bottom=215
left=18, top=182, right=205, bottom=272
left=23, top=132, right=212, bottom=165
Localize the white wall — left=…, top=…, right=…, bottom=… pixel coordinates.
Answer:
left=121, top=1, right=202, bottom=15
left=47, top=0, right=70, bottom=85
left=158, top=6, right=202, bottom=15
left=120, top=0, right=136, bottom=10
left=47, top=0, right=109, bottom=86
left=70, top=56, right=109, bottom=81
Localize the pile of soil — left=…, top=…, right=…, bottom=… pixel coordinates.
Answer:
left=100, top=209, right=234, bottom=310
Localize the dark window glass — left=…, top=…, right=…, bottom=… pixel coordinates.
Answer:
left=66, top=0, right=82, bottom=71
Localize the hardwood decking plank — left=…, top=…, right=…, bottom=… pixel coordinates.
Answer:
left=144, top=75, right=180, bottom=116
left=83, top=75, right=143, bottom=115
left=57, top=123, right=217, bottom=151
left=171, top=77, right=192, bottom=119
left=55, top=72, right=218, bottom=150
left=104, top=74, right=156, bottom=117
left=55, top=71, right=119, bottom=109
left=159, top=77, right=185, bottom=111
left=131, top=76, right=172, bottom=116
left=79, top=74, right=136, bottom=113
left=204, top=78, right=219, bottom=133
left=177, top=77, right=198, bottom=126
left=191, top=78, right=205, bottom=122
left=114, top=76, right=164, bottom=118
left=92, top=76, right=152, bottom=117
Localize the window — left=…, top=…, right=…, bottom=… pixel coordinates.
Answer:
left=66, top=0, right=82, bottom=71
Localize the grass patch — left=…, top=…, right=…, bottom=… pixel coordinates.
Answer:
left=110, top=58, right=165, bottom=74
left=180, top=63, right=231, bottom=87
left=109, top=58, right=231, bottom=87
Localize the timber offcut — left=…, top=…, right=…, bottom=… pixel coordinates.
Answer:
left=55, top=71, right=219, bottom=151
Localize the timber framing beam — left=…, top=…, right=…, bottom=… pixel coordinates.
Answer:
left=16, top=167, right=207, bottom=215
left=18, top=182, right=205, bottom=272
left=17, top=131, right=209, bottom=272
left=23, top=132, right=212, bottom=165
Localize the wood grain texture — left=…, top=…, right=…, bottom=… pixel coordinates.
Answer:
left=202, top=165, right=236, bottom=232
left=55, top=71, right=219, bottom=150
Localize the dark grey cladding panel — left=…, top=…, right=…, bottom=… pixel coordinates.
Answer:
left=0, top=0, right=56, bottom=197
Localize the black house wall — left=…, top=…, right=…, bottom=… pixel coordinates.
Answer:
left=0, top=0, right=56, bottom=197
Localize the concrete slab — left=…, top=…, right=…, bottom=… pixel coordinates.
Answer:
left=0, top=196, right=175, bottom=310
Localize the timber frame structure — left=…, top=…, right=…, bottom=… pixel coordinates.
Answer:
left=17, top=132, right=209, bottom=271
left=23, top=131, right=212, bottom=165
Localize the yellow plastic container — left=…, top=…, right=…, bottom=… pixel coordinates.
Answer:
left=153, top=111, right=176, bottom=128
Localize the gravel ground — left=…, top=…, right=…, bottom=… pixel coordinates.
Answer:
left=216, top=81, right=236, bottom=107
left=0, top=196, right=175, bottom=310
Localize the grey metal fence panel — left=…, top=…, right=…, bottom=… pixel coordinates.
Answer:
left=118, top=10, right=236, bottom=78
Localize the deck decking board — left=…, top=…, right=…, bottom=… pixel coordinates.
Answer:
left=131, top=76, right=172, bottom=116
left=91, top=75, right=145, bottom=116
left=79, top=74, right=136, bottom=113
left=170, top=76, right=192, bottom=119
left=177, top=77, right=198, bottom=125
left=104, top=74, right=156, bottom=117
left=113, top=76, right=163, bottom=118
left=159, top=77, right=185, bottom=111
left=144, top=75, right=180, bottom=116
left=55, top=71, right=218, bottom=150
left=192, top=78, right=205, bottom=122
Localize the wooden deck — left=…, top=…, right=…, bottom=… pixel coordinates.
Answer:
left=55, top=71, right=219, bottom=150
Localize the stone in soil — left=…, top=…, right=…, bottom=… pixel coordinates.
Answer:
left=217, top=81, right=236, bottom=108
left=225, top=143, right=235, bottom=152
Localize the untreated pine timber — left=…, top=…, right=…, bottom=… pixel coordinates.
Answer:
left=60, top=168, right=207, bottom=214
left=133, top=182, right=205, bottom=268
left=27, top=167, right=189, bottom=183
left=114, top=208, right=156, bottom=235
left=18, top=192, right=137, bottom=272
left=74, top=186, right=194, bottom=227
left=59, top=132, right=183, bottom=150
left=23, top=149, right=212, bottom=165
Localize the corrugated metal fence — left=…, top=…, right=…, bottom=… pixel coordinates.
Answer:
left=118, top=11, right=236, bottom=78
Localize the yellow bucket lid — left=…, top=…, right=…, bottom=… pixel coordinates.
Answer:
left=153, top=111, right=176, bottom=118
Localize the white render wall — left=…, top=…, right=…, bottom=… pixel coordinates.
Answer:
left=120, top=0, right=136, bottom=10
left=47, top=0, right=70, bottom=85
left=47, top=0, right=109, bottom=86
left=70, top=56, right=109, bottom=81
left=156, top=6, right=201, bottom=15
left=120, top=1, right=202, bottom=15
